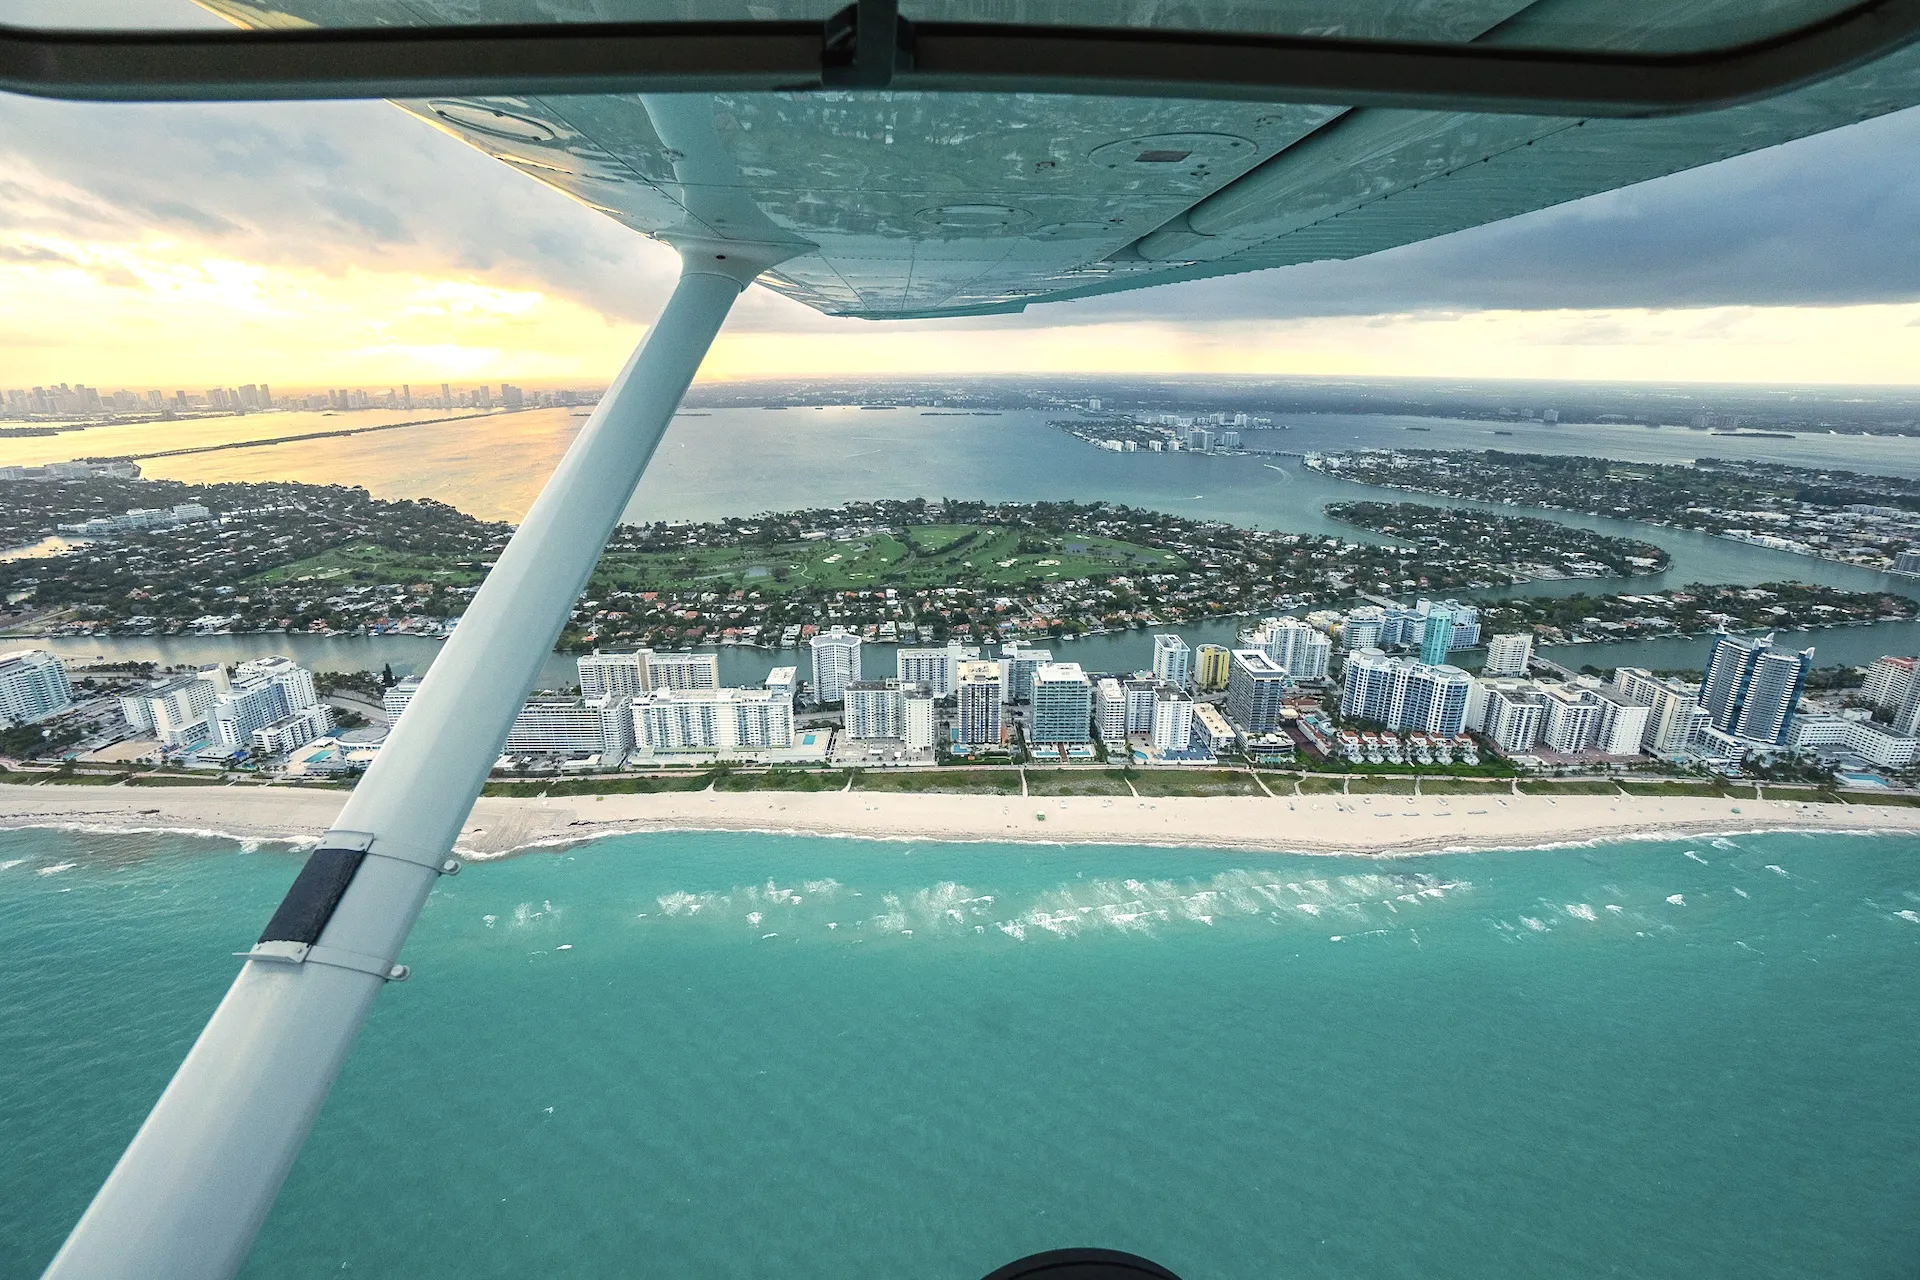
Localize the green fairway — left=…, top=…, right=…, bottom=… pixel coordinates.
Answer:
left=589, top=523, right=1183, bottom=596
left=254, top=540, right=488, bottom=587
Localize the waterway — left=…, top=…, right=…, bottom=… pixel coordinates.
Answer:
left=11, top=404, right=1920, bottom=681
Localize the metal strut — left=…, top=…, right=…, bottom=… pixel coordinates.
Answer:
left=41, top=239, right=798, bottom=1280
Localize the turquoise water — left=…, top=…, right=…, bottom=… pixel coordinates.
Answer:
left=4, top=826, right=1919, bottom=1278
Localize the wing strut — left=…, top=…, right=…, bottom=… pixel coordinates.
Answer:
left=41, top=239, right=797, bottom=1280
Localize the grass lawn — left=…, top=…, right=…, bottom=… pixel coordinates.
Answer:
left=589, top=523, right=1183, bottom=597
left=254, top=540, right=486, bottom=588
left=854, top=769, right=1025, bottom=794
left=34, top=771, right=132, bottom=785
left=1416, top=778, right=1512, bottom=795
left=1827, top=790, right=1920, bottom=807
left=1129, top=769, right=1263, bottom=797
left=1519, top=780, right=1624, bottom=796
left=1296, top=775, right=1348, bottom=794
left=483, top=773, right=714, bottom=797
left=1619, top=781, right=1733, bottom=799
left=715, top=770, right=852, bottom=793
left=1026, top=770, right=1135, bottom=797
left=1348, top=776, right=1416, bottom=795
left=125, top=774, right=228, bottom=786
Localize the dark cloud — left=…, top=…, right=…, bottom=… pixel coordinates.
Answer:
left=1042, top=106, right=1920, bottom=324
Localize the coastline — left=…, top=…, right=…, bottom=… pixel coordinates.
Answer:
left=2, top=782, right=1917, bottom=860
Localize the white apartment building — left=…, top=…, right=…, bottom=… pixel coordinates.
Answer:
left=632, top=687, right=794, bottom=752
left=904, top=687, right=937, bottom=750
left=1191, top=701, right=1236, bottom=752
left=251, top=705, right=335, bottom=756
left=896, top=640, right=976, bottom=697
left=1594, top=694, right=1652, bottom=756
left=845, top=679, right=907, bottom=739
left=1029, top=662, right=1093, bottom=744
left=647, top=651, right=722, bottom=691
left=1613, top=667, right=1712, bottom=755
left=1539, top=684, right=1603, bottom=754
left=999, top=642, right=1053, bottom=703
left=1151, top=688, right=1195, bottom=751
left=214, top=656, right=321, bottom=750
left=1484, top=686, right=1547, bottom=754
left=1862, top=655, right=1915, bottom=711
left=0, top=649, right=72, bottom=727
left=1790, top=715, right=1920, bottom=768
left=1094, top=677, right=1128, bottom=742
left=1341, top=649, right=1471, bottom=736
left=576, top=648, right=721, bottom=698
left=1123, top=676, right=1158, bottom=733
left=1484, top=633, right=1534, bottom=677
left=1255, top=617, right=1331, bottom=680
left=506, top=695, right=634, bottom=756
left=955, top=660, right=1003, bottom=745
left=121, top=669, right=224, bottom=748
left=1151, top=634, right=1192, bottom=689
left=763, top=666, right=798, bottom=701
left=811, top=627, right=863, bottom=703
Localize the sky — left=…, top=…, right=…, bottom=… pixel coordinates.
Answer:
left=6, top=3, right=1920, bottom=389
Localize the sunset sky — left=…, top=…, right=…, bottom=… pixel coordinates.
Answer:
left=5, top=10, right=1920, bottom=392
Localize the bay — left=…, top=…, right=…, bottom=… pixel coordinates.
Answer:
left=3, top=826, right=1918, bottom=1278
left=15, top=406, right=1920, bottom=683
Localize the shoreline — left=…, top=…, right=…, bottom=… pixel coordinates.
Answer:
left=2, top=783, right=1917, bottom=861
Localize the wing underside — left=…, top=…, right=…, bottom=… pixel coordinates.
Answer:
left=200, top=0, right=1920, bottom=318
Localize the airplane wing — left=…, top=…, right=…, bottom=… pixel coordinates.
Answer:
left=180, top=1, right=1920, bottom=319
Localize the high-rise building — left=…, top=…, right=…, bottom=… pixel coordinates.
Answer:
left=1862, top=655, right=1915, bottom=711
left=897, top=640, right=975, bottom=697
left=382, top=675, right=422, bottom=721
left=999, top=642, right=1052, bottom=703
left=763, top=666, right=798, bottom=701
left=506, top=696, right=634, bottom=756
left=1419, top=605, right=1455, bottom=666
left=0, top=649, right=73, bottom=727
left=632, top=687, right=793, bottom=752
left=1540, top=684, right=1603, bottom=754
left=1226, top=649, right=1290, bottom=732
left=1340, top=607, right=1385, bottom=652
left=1700, top=633, right=1812, bottom=745
left=1340, top=649, right=1469, bottom=735
left=1484, top=633, right=1534, bottom=677
left=1151, top=634, right=1191, bottom=689
left=1151, top=687, right=1195, bottom=751
left=904, top=687, right=937, bottom=750
left=1094, top=677, right=1128, bottom=742
left=647, top=652, right=720, bottom=691
left=1891, top=675, right=1920, bottom=738
left=955, top=660, right=1002, bottom=745
left=1028, top=662, right=1093, bottom=744
left=1194, top=643, right=1232, bottom=692
left=1123, top=675, right=1158, bottom=732
left=120, top=671, right=222, bottom=747
left=211, top=657, right=324, bottom=750
left=578, top=650, right=648, bottom=699
left=1895, top=548, right=1920, bottom=574
left=845, top=679, right=906, bottom=739
left=1484, top=687, right=1546, bottom=753
left=1613, top=667, right=1711, bottom=754
left=1593, top=692, right=1652, bottom=756
left=810, top=627, right=862, bottom=703
left=1254, top=617, right=1330, bottom=680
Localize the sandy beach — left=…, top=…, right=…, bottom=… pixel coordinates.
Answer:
left=2, top=781, right=1917, bottom=858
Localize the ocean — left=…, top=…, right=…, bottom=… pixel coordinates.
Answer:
left=4, top=825, right=1917, bottom=1278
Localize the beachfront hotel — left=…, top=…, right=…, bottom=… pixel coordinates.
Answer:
left=0, top=649, right=73, bottom=727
